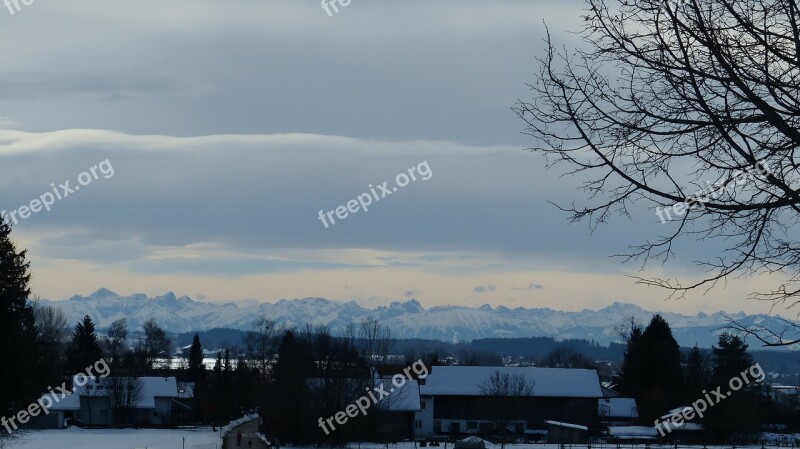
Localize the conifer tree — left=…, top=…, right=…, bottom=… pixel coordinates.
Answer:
left=67, top=315, right=105, bottom=374
left=0, top=217, right=41, bottom=432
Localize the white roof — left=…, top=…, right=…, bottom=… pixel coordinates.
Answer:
left=545, top=421, right=588, bottom=431
left=73, top=376, right=179, bottom=409
left=659, top=406, right=694, bottom=421
left=598, top=397, right=639, bottom=418
left=608, top=426, right=659, bottom=438
left=375, top=379, right=421, bottom=411
left=420, top=366, right=603, bottom=398
left=36, top=390, right=81, bottom=411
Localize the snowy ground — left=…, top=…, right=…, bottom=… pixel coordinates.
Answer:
left=343, top=441, right=800, bottom=449
left=3, top=426, right=221, bottom=449
left=6, top=432, right=800, bottom=449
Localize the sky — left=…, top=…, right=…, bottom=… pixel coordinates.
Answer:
left=0, top=0, right=787, bottom=315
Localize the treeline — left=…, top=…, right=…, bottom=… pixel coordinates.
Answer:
left=186, top=319, right=403, bottom=446
left=470, top=337, right=626, bottom=360
left=616, top=315, right=797, bottom=442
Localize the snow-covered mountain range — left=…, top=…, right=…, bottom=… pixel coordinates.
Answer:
left=41, top=288, right=795, bottom=347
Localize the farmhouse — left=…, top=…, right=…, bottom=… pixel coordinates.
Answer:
left=414, top=366, right=604, bottom=438
left=30, top=376, right=191, bottom=429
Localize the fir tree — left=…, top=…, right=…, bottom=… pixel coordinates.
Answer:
left=0, top=217, right=41, bottom=431
left=67, top=315, right=105, bottom=374
left=188, top=334, right=204, bottom=382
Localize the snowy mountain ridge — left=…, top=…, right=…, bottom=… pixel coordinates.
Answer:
left=41, top=288, right=790, bottom=347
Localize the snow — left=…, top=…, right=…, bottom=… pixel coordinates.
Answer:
left=73, top=377, right=180, bottom=409
left=10, top=433, right=800, bottom=449
left=544, top=421, right=588, bottom=431
left=6, top=426, right=220, bottom=449
left=420, top=366, right=603, bottom=397
left=374, top=379, right=421, bottom=411
left=608, top=426, right=659, bottom=438
left=219, top=413, right=258, bottom=440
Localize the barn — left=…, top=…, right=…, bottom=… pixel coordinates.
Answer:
left=414, top=366, right=604, bottom=439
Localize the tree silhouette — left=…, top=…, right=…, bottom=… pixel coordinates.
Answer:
left=517, top=0, right=800, bottom=309
left=67, top=315, right=104, bottom=374
left=0, top=216, right=40, bottom=437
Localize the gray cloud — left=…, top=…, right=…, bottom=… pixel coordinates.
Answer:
left=473, top=285, right=497, bottom=294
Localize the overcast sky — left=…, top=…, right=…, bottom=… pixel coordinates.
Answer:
left=0, top=0, right=783, bottom=315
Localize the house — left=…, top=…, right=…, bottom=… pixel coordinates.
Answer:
left=415, top=366, right=604, bottom=438
left=767, top=385, right=800, bottom=410
left=30, top=376, right=190, bottom=429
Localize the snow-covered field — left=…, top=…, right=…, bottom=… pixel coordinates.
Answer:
left=4, top=426, right=220, bottom=449
left=6, top=431, right=800, bottom=449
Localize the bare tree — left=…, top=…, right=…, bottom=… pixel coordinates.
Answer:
left=541, top=348, right=596, bottom=369
left=32, top=301, right=70, bottom=345
left=724, top=314, right=800, bottom=346
left=105, top=319, right=128, bottom=369
left=516, top=0, right=800, bottom=313
left=358, top=318, right=394, bottom=365
left=245, top=317, right=280, bottom=379
left=104, top=376, right=143, bottom=426
left=614, top=315, right=644, bottom=345
left=143, top=318, right=171, bottom=368
left=32, top=301, right=70, bottom=385
left=479, top=371, right=534, bottom=449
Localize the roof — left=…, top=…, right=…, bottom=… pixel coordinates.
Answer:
left=73, top=376, right=179, bottom=409
left=598, top=397, right=639, bottom=418
left=545, top=421, right=588, bottom=431
left=375, top=379, right=421, bottom=411
left=419, top=366, right=603, bottom=398
left=608, top=426, right=658, bottom=438
left=37, top=390, right=81, bottom=411
left=659, top=406, right=694, bottom=421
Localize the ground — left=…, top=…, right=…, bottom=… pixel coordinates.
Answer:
left=5, top=429, right=800, bottom=449
left=3, top=426, right=220, bottom=449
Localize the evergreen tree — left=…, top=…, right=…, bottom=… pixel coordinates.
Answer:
left=712, top=333, right=753, bottom=383
left=640, top=315, right=684, bottom=394
left=619, top=315, right=683, bottom=421
left=267, top=330, right=315, bottom=443
left=67, top=315, right=105, bottom=374
left=188, top=334, right=204, bottom=382
left=683, top=345, right=712, bottom=398
left=0, top=217, right=41, bottom=431
left=705, top=333, right=762, bottom=440
left=619, top=321, right=644, bottom=394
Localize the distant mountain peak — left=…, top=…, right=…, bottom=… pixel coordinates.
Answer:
left=388, top=299, right=425, bottom=313
left=89, top=288, right=119, bottom=299
left=40, top=291, right=796, bottom=348
left=158, top=291, right=177, bottom=302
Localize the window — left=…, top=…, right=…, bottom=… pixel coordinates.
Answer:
left=86, top=385, right=93, bottom=390
left=468, top=421, right=478, bottom=430
left=415, top=420, right=422, bottom=429
left=421, top=400, right=426, bottom=410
